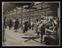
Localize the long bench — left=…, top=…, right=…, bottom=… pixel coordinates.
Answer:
left=22, top=36, right=40, bottom=42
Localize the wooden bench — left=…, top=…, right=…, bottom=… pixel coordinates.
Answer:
left=22, top=36, right=40, bottom=42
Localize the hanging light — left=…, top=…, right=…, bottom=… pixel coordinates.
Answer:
left=13, top=9, right=16, bottom=11
left=18, top=6, right=22, bottom=9
left=23, top=5, right=28, bottom=8
left=34, top=2, right=41, bottom=5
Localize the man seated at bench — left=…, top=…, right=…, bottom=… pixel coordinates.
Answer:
left=43, top=32, right=56, bottom=45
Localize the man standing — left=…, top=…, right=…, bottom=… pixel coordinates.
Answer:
left=35, top=19, right=40, bottom=36
left=14, top=19, right=19, bottom=32
left=23, top=20, right=28, bottom=33
left=8, top=18, right=13, bottom=30
left=4, top=17, right=7, bottom=28
left=40, top=24, right=45, bottom=43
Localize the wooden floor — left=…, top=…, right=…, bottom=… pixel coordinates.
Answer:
left=2, top=26, right=45, bottom=46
